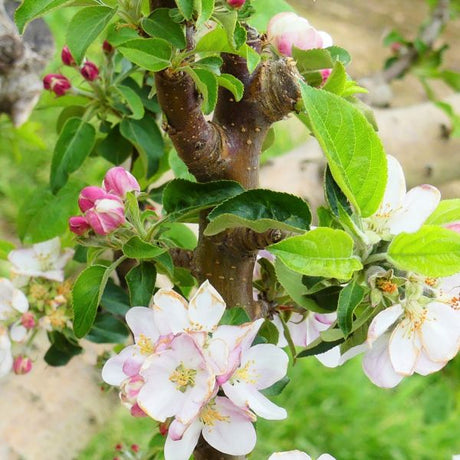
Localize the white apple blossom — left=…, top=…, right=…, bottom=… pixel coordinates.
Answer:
left=269, top=452, right=336, bottom=460
left=363, top=278, right=460, bottom=388
left=164, top=396, right=257, bottom=460
left=0, top=327, right=13, bottom=378
left=8, top=237, right=74, bottom=285
left=365, top=155, right=440, bottom=241
left=0, top=278, right=29, bottom=320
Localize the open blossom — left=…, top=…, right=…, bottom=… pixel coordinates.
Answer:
left=269, top=452, right=336, bottom=460
left=43, top=74, right=71, bottom=96
left=165, top=396, right=257, bottom=460
left=267, top=12, right=332, bottom=57
left=0, top=328, right=13, bottom=378
left=103, top=167, right=140, bottom=199
left=8, top=237, right=74, bottom=284
left=365, top=155, right=440, bottom=241
left=0, top=278, right=29, bottom=320
left=363, top=275, right=460, bottom=388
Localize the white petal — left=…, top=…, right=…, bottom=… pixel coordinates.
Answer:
left=287, top=312, right=309, bottom=347
left=318, top=455, right=337, bottom=460
left=0, top=348, right=13, bottom=378
left=164, top=419, right=202, bottom=460
left=12, top=288, right=29, bottom=313
left=380, top=155, right=406, bottom=213
left=388, top=184, right=441, bottom=234
left=188, top=280, right=226, bottom=332
left=315, top=346, right=342, bottom=368
left=8, top=248, right=42, bottom=274
left=10, top=324, right=27, bottom=342
left=339, top=342, right=369, bottom=365
left=126, top=307, right=159, bottom=343
left=152, top=289, right=189, bottom=335
left=318, top=31, right=333, bottom=48
left=205, top=337, right=229, bottom=375
left=102, top=346, right=140, bottom=386
left=202, top=397, right=256, bottom=456
left=33, top=237, right=61, bottom=259
left=388, top=320, right=420, bottom=375
left=414, top=349, right=446, bottom=375
left=367, top=304, right=403, bottom=345
left=268, top=451, right=311, bottom=460
left=362, top=333, right=404, bottom=388
left=420, top=303, right=460, bottom=362
left=272, top=315, right=288, bottom=348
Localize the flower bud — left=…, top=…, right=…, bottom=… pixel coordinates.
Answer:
left=61, top=46, right=75, bottom=66
left=130, top=403, right=147, bottom=418
left=69, top=216, right=91, bottom=235
left=13, top=355, right=32, bottom=375
left=78, top=186, right=110, bottom=212
left=85, top=198, right=125, bottom=235
left=267, top=12, right=333, bottom=57
left=321, top=68, right=332, bottom=85
left=20, top=312, right=36, bottom=330
left=80, top=61, right=99, bottom=81
left=445, top=222, right=460, bottom=233
left=227, top=0, right=246, bottom=7
left=103, top=167, right=140, bottom=199
left=43, top=74, right=72, bottom=96
left=131, top=444, right=140, bottom=453
left=102, top=40, right=114, bottom=54
left=115, top=443, right=123, bottom=451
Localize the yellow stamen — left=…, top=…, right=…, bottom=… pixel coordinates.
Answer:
left=137, top=334, right=154, bottom=355
left=232, top=360, right=257, bottom=385
left=169, top=363, right=197, bottom=392
left=200, top=402, right=230, bottom=427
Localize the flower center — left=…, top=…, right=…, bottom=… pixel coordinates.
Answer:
left=137, top=334, right=154, bottom=355
left=449, top=296, right=460, bottom=310
left=376, top=278, right=398, bottom=294
left=404, top=302, right=428, bottom=332
left=232, top=360, right=257, bottom=385
left=169, top=363, right=197, bottom=392
left=200, top=402, right=230, bottom=427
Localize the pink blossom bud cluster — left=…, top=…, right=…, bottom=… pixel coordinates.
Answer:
left=227, top=0, right=246, bottom=7
left=69, top=167, right=140, bottom=236
left=102, top=281, right=289, bottom=460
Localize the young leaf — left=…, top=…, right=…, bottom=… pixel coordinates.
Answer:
left=162, top=179, right=245, bottom=222
left=292, top=48, right=334, bottom=73
left=50, top=117, right=96, bottom=193
left=196, top=0, right=214, bottom=27
left=120, top=116, right=164, bottom=178
left=322, top=61, right=347, bottom=95
left=204, top=190, right=311, bottom=236
left=425, top=199, right=460, bottom=225
left=387, top=225, right=460, bottom=277
left=0, top=240, right=15, bottom=260
left=106, top=23, right=139, bottom=46
left=159, top=223, right=198, bottom=250
left=300, top=82, right=387, bottom=217
left=72, top=265, right=108, bottom=338
left=101, top=280, right=131, bottom=316
left=184, top=67, right=218, bottom=114
left=96, top=124, right=132, bottom=165
left=126, top=262, right=157, bottom=306
left=218, top=74, right=244, bottom=101
left=269, top=228, right=363, bottom=280
left=44, top=331, right=83, bottom=366
left=118, top=38, right=173, bottom=72
left=123, top=236, right=167, bottom=259
left=116, top=85, right=145, bottom=120
left=86, top=313, right=130, bottom=344
left=220, top=307, right=251, bottom=326
left=15, top=0, right=74, bottom=34
left=142, top=9, right=186, bottom=49
left=67, top=6, right=117, bottom=64
left=176, top=0, right=194, bottom=19
left=337, top=281, right=365, bottom=336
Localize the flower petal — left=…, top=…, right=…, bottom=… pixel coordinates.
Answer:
left=268, top=451, right=312, bottom=460
left=388, top=319, right=420, bottom=375
left=380, top=155, right=406, bottom=213
left=152, top=289, right=189, bottom=335
left=164, top=419, right=202, bottom=460
left=102, top=346, right=140, bottom=385
left=367, top=304, right=403, bottom=345
left=126, top=307, right=159, bottom=343
left=414, top=349, right=446, bottom=375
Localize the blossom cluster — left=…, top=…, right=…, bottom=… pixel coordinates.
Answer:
left=102, top=281, right=289, bottom=459
left=69, top=166, right=140, bottom=236
left=0, top=238, right=74, bottom=378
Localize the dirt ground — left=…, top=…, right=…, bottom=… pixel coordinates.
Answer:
left=1, top=1, right=460, bottom=459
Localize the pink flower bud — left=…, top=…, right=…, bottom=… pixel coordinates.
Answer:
left=85, top=198, right=125, bottom=235
left=20, top=312, right=36, bottom=330
left=130, top=403, right=147, bottom=418
left=103, top=40, right=114, bottom=54
left=78, top=186, right=110, bottom=212
left=61, top=46, right=75, bottom=66
left=80, top=61, right=99, bottom=81
left=267, top=12, right=333, bottom=57
left=131, top=444, right=140, bottom=453
left=115, top=443, right=123, bottom=451
left=43, top=74, right=72, bottom=96
left=445, top=222, right=460, bottom=233
left=103, top=167, right=141, bottom=199
left=227, top=0, right=246, bottom=7
left=13, top=355, right=32, bottom=375
left=69, top=216, right=91, bottom=235
left=321, top=68, right=332, bottom=85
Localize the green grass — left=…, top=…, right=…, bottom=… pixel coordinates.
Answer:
left=78, top=356, right=460, bottom=460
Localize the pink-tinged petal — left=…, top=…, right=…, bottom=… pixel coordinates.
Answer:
left=188, top=280, right=226, bottom=332
left=269, top=451, right=312, bottom=460
left=165, top=419, right=202, bottom=460
left=10, top=324, right=27, bottom=342
left=102, top=346, right=139, bottom=386
left=388, top=184, right=441, bottom=234
left=414, top=349, right=446, bottom=375
left=316, top=345, right=341, bottom=368
left=78, top=186, right=108, bottom=212
left=126, top=307, right=159, bottom=343
left=388, top=319, right=420, bottom=375
left=318, top=31, right=333, bottom=47
left=152, top=289, right=189, bottom=335
left=103, top=166, right=140, bottom=198
left=205, top=337, right=229, bottom=375
left=287, top=312, right=309, bottom=347
left=362, top=333, right=404, bottom=388
left=241, top=344, right=288, bottom=389
left=367, top=304, right=403, bottom=345
left=420, top=303, right=460, bottom=362
left=202, top=397, right=256, bottom=456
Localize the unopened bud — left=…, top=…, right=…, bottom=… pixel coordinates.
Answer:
left=103, top=40, right=114, bottom=54
left=115, top=443, right=123, bottom=451
left=43, top=74, right=72, bottom=96
left=80, top=61, right=99, bottom=81
left=103, top=166, right=140, bottom=199
left=13, top=355, right=32, bottom=375
left=131, top=444, right=140, bottom=453
left=69, top=216, right=91, bottom=235
left=20, top=312, right=36, bottom=330
left=61, top=46, right=75, bottom=66
left=227, top=0, right=246, bottom=7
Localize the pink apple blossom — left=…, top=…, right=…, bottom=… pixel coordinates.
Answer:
left=43, top=74, right=71, bottom=96
left=103, top=167, right=140, bottom=199
left=12, top=355, right=32, bottom=375
left=68, top=216, right=91, bottom=235
left=267, top=12, right=333, bottom=57
left=85, top=199, right=125, bottom=235
left=0, top=278, right=29, bottom=320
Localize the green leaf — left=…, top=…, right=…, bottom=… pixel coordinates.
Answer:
left=67, top=6, right=117, bottom=64
left=269, top=228, right=363, bottom=280
left=122, top=236, right=167, bottom=259
left=258, top=319, right=280, bottom=345
left=50, top=117, right=96, bottom=193
left=300, top=83, right=386, bottom=217
left=292, top=48, right=334, bottom=73
left=126, top=262, right=157, bottom=306
left=101, top=280, right=131, bottom=316
left=296, top=337, right=344, bottom=358
left=15, top=0, right=74, bottom=34
left=0, top=240, right=15, bottom=260
left=327, top=46, right=351, bottom=66
left=118, top=38, right=172, bottom=72
left=17, top=180, right=82, bottom=243
left=322, top=61, right=347, bottom=95
left=425, top=199, right=460, bottom=225
left=184, top=67, right=218, bottom=114
left=44, top=331, right=83, bottom=366
left=220, top=307, right=251, bottom=326
left=337, top=281, right=365, bottom=336
left=106, top=23, right=139, bottom=46
left=56, top=105, right=87, bottom=133
left=213, top=10, right=239, bottom=49
left=324, top=167, right=352, bottom=217
left=387, top=225, right=460, bottom=277
left=142, top=9, right=186, bottom=49
left=96, top=124, right=132, bottom=165
left=261, top=376, right=290, bottom=397
left=116, top=85, right=145, bottom=119
left=86, top=313, right=129, bottom=343
left=72, top=265, right=108, bottom=338
left=204, top=190, right=311, bottom=236
left=120, top=116, right=164, bottom=178
left=194, top=56, right=223, bottom=74
left=162, top=179, right=245, bottom=222
left=176, top=0, right=193, bottom=19
left=218, top=73, right=244, bottom=101
left=159, top=223, right=197, bottom=250
left=196, top=0, right=214, bottom=27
